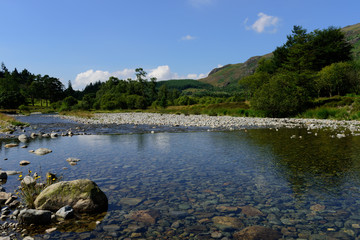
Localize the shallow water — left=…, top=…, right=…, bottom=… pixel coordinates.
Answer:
left=2, top=118, right=360, bottom=239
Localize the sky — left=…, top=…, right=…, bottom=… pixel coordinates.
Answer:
left=1, top=0, right=359, bottom=90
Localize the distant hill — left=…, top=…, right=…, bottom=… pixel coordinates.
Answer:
left=199, top=23, right=360, bottom=87
left=156, top=79, right=213, bottom=91
left=342, top=23, right=360, bottom=60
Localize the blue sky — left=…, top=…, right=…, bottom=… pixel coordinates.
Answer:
left=1, top=0, right=359, bottom=90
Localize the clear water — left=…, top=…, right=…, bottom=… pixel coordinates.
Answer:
left=2, top=124, right=360, bottom=239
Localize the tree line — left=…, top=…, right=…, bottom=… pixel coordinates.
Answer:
left=0, top=63, right=66, bottom=109
left=239, top=26, right=360, bottom=117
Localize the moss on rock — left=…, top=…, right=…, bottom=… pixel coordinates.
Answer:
left=34, top=179, right=108, bottom=213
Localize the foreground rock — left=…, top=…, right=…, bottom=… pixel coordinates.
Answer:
left=34, top=179, right=108, bottom=213
left=18, top=209, right=52, bottom=225
left=55, top=205, right=74, bottom=220
left=233, top=225, right=282, bottom=240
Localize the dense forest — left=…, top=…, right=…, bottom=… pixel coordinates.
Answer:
left=1, top=25, right=360, bottom=118
left=239, top=26, right=360, bottom=117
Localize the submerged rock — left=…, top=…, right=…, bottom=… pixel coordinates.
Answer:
left=233, top=225, right=282, bottom=240
left=119, top=197, right=143, bottom=206
left=240, top=205, right=264, bottom=217
left=212, top=216, right=243, bottom=231
left=34, top=179, right=108, bottom=213
left=128, top=209, right=160, bottom=225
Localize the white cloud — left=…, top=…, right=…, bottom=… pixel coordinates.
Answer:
left=148, top=65, right=178, bottom=80
left=245, top=12, right=280, bottom=33
left=73, top=69, right=135, bottom=90
left=73, top=66, right=206, bottom=89
left=181, top=35, right=196, bottom=41
left=148, top=65, right=206, bottom=80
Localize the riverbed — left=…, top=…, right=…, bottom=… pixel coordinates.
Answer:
left=1, top=114, right=360, bottom=239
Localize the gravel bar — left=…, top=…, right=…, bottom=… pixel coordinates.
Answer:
left=58, top=112, right=360, bottom=133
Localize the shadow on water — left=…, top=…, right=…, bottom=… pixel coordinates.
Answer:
left=244, top=128, right=360, bottom=198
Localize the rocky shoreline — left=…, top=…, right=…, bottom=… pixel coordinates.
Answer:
left=58, top=112, right=360, bottom=134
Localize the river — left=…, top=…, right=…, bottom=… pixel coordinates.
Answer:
left=1, top=114, right=360, bottom=239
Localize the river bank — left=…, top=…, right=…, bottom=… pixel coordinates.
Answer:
left=58, top=112, right=360, bottom=134
left=2, top=112, right=360, bottom=140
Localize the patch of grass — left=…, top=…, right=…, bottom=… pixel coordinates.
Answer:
left=299, top=107, right=352, bottom=120
left=146, top=102, right=268, bottom=117
left=60, top=111, right=94, bottom=119
left=17, top=170, right=61, bottom=208
left=0, top=113, right=27, bottom=131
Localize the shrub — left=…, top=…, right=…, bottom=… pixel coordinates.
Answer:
left=17, top=170, right=61, bottom=208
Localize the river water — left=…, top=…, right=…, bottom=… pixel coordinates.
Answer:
left=1, top=115, right=360, bottom=239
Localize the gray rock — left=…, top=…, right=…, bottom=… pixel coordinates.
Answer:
left=21, top=176, right=35, bottom=186
left=19, top=160, right=31, bottom=166
left=55, top=205, right=74, bottom=220
left=18, top=209, right=52, bottom=225
left=18, top=134, right=28, bottom=142
left=34, top=148, right=52, bottom=155
left=50, top=133, right=58, bottom=138
left=0, top=192, right=11, bottom=204
left=30, top=133, right=38, bottom=138
left=42, top=133, right=50, bottom=138
left=66, top=157, right=80, bottom=163
left=34, top=179, right=108, bottom=213
left=1, top=207, right=10, bottom=215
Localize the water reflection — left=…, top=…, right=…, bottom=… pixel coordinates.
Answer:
left=2, top=129, right=360, bottom=238
left=245, top=128, right=360, bottom=198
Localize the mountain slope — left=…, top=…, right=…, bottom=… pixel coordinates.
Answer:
left=199, top=23, right=360, bottom=87
left=342, top=23, right=360, bottom=60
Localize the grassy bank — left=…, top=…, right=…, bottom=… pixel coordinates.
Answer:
left=18, top=96, right=360, bottom=122
left=0, top=113, right=26, bottom=132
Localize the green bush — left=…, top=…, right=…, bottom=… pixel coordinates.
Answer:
left=251, top=72, right=310, bottom=117
left=18, top=104, right=30, bottom=113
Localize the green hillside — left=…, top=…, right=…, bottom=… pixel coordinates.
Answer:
left=156, top=79, right=213, bottom=91
left=342, top=23, right=360, bottom=60
left=199, top=23, right=360, bottom=87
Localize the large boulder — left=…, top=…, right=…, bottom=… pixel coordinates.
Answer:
left=34, top=179, right=108, bottom=213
